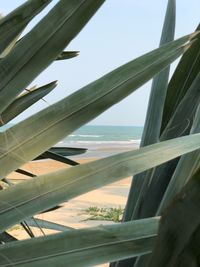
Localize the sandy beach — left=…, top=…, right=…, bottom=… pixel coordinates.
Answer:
left=7, top=153, right=133, bottom=267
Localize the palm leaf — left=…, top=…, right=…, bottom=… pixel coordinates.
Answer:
left=0, top=33, right=193, bottom=178
left=36, top=151, right=79, bottom=166
left=15, top=169, right=36, bottom=178
left=49, top=147, right=87, bottom=157
left=123, top=0, right=177, bottom=227
left=0, top=81, right=57, bottom=126
left=0, top=218, right=159, bottom=267
left=141, top=0, right=176, bottom=146
left=25, top=218, right=73, bottom=232
left=56, top=51, right=79, bottom=60
left=0, top=0, right=105, bottom=113
left=134, top=72, right=200, bottom=219
left=161, top=24, right=200, bottom=131
left=0, top=232, right=17, bottom=243
left=0, top=0, right=52, bottom=57
left=158, top=102, right=200, bottom=212
left=0, top=133, right=200, bottom=231
left=148, top=169, right=200, bottom=267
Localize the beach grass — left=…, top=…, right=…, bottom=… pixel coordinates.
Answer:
left=84, top=206, right=124, bottom=223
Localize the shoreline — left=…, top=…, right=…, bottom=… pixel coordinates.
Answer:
left=59, top=141, right=139, bottom=159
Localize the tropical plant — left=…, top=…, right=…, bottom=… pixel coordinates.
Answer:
left=0, top=1, right=199, bottom=267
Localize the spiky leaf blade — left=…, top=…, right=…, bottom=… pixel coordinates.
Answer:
left=0, top=134, right=200, bottom=231
left=0, top=0, right=105, bottom=113
left=0, top=81, right=57, bottom=125
left=0, top=218, right=159, bottom=267
left=56, top=51, right=79, bottom=60
left=0, top=0, right=52, bottom=56
left=0, top=34, right=193, bottom=177
left=122, top=0, right=177, bottom=231
left=161, top=24, right=200, bottom=131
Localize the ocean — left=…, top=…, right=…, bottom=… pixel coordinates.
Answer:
left=59, top=125, right=143, bottom=158
left=1, top=124, right=143, bottom=158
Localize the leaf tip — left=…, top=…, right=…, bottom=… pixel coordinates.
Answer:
left=53, top=80, right=59, bottom=86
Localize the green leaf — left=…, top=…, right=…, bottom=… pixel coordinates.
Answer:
left=134, top=73, right=200, bottom=219
left=0, top=81, right=57, bottom=126
left=35, top=146, right=87, bottom=166
left=15, top=169, right=36, bottom=178
left=133, top=74, right=200, bottom=267
left=0, top=0, right=105, bottom=113
left=141, top=0, right=176, bottom=146
left=49, top=147, right=87, bottom=157
left=25, top=218, right=73, bottom=232
left=0, top=218, right=159, bottom=267
left=0, top=133, right=200, bottom=231
left=158, top=99, right=200, bottom=212
left=36, top=151, right=79, bottom=166
left=0, top=33, right=193, bottom=178
left=0, top=232, right=17, bottom=243
left=161, top=24, right=200, bottom=131
left=122, top=0, right=176, bottom=226
left=160, top=73, right=200, bottom=141
left=0, top=0, right=52, bottom=57
left=40, top=206, right=62, bottom=214
left=148, top=170, right=200, bottom=267
left=56, top=51, right=79, bottom=61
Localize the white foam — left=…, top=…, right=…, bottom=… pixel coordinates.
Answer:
left=68, top=134, right=102, bottom=138
left=78, top=134, right=102, bottom=138
left=70, top=140, right=141, bottom=145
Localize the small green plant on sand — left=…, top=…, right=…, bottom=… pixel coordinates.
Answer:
left=84, top=206, right=124, bottom=223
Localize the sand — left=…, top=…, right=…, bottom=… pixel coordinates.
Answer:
left=7, top=157, right=132, bottom=267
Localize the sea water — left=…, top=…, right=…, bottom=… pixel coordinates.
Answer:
left=59, top=125, right=143, bottom=158
left=0, top=124, right=143, bottom=158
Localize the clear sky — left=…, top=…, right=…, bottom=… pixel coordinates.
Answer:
left=1, top=1, right=200, bottom=126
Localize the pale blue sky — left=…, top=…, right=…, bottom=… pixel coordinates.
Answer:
left=2, top=1, right=200, bottom=126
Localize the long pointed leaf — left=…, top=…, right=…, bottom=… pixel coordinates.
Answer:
left=0, top=0, right=105, bottom=113
left=40, top=206, right=62, bottom=214
left=15, top=169, right=36, bottom=178
left=36, top=151, right=79, bottom=166
left=25, top=218, right=73, bottom=232
left=122, top=0, right=176, bottom=228
left=0, top=218, right=159, bottom=267
left=161, top=24, right=200, bottom=131
left=56, top=51, right=79, bottom=61
left=0, top=81, right=57, bottom=126
left=0, top=0, right=52, bottom=56
left=135, top=72, right=200, bottom=219
left=148, top=170, right=200, bottom=267
left=141, top=0, right=176, bottom=146
left=160, top=74, right=200, bottom=141
left=158, top=102, right=200, bottom=212
left=0, top=232, right=17, bottom=244
left=0, top=133, right=200, bottom=231
left=0, top=34, right=194, bottom=178
left=133, top=73, right=200, bottom=267
left=35, top=147, right=87, bottom=161
left=49, top=147, right=87, bottom=157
